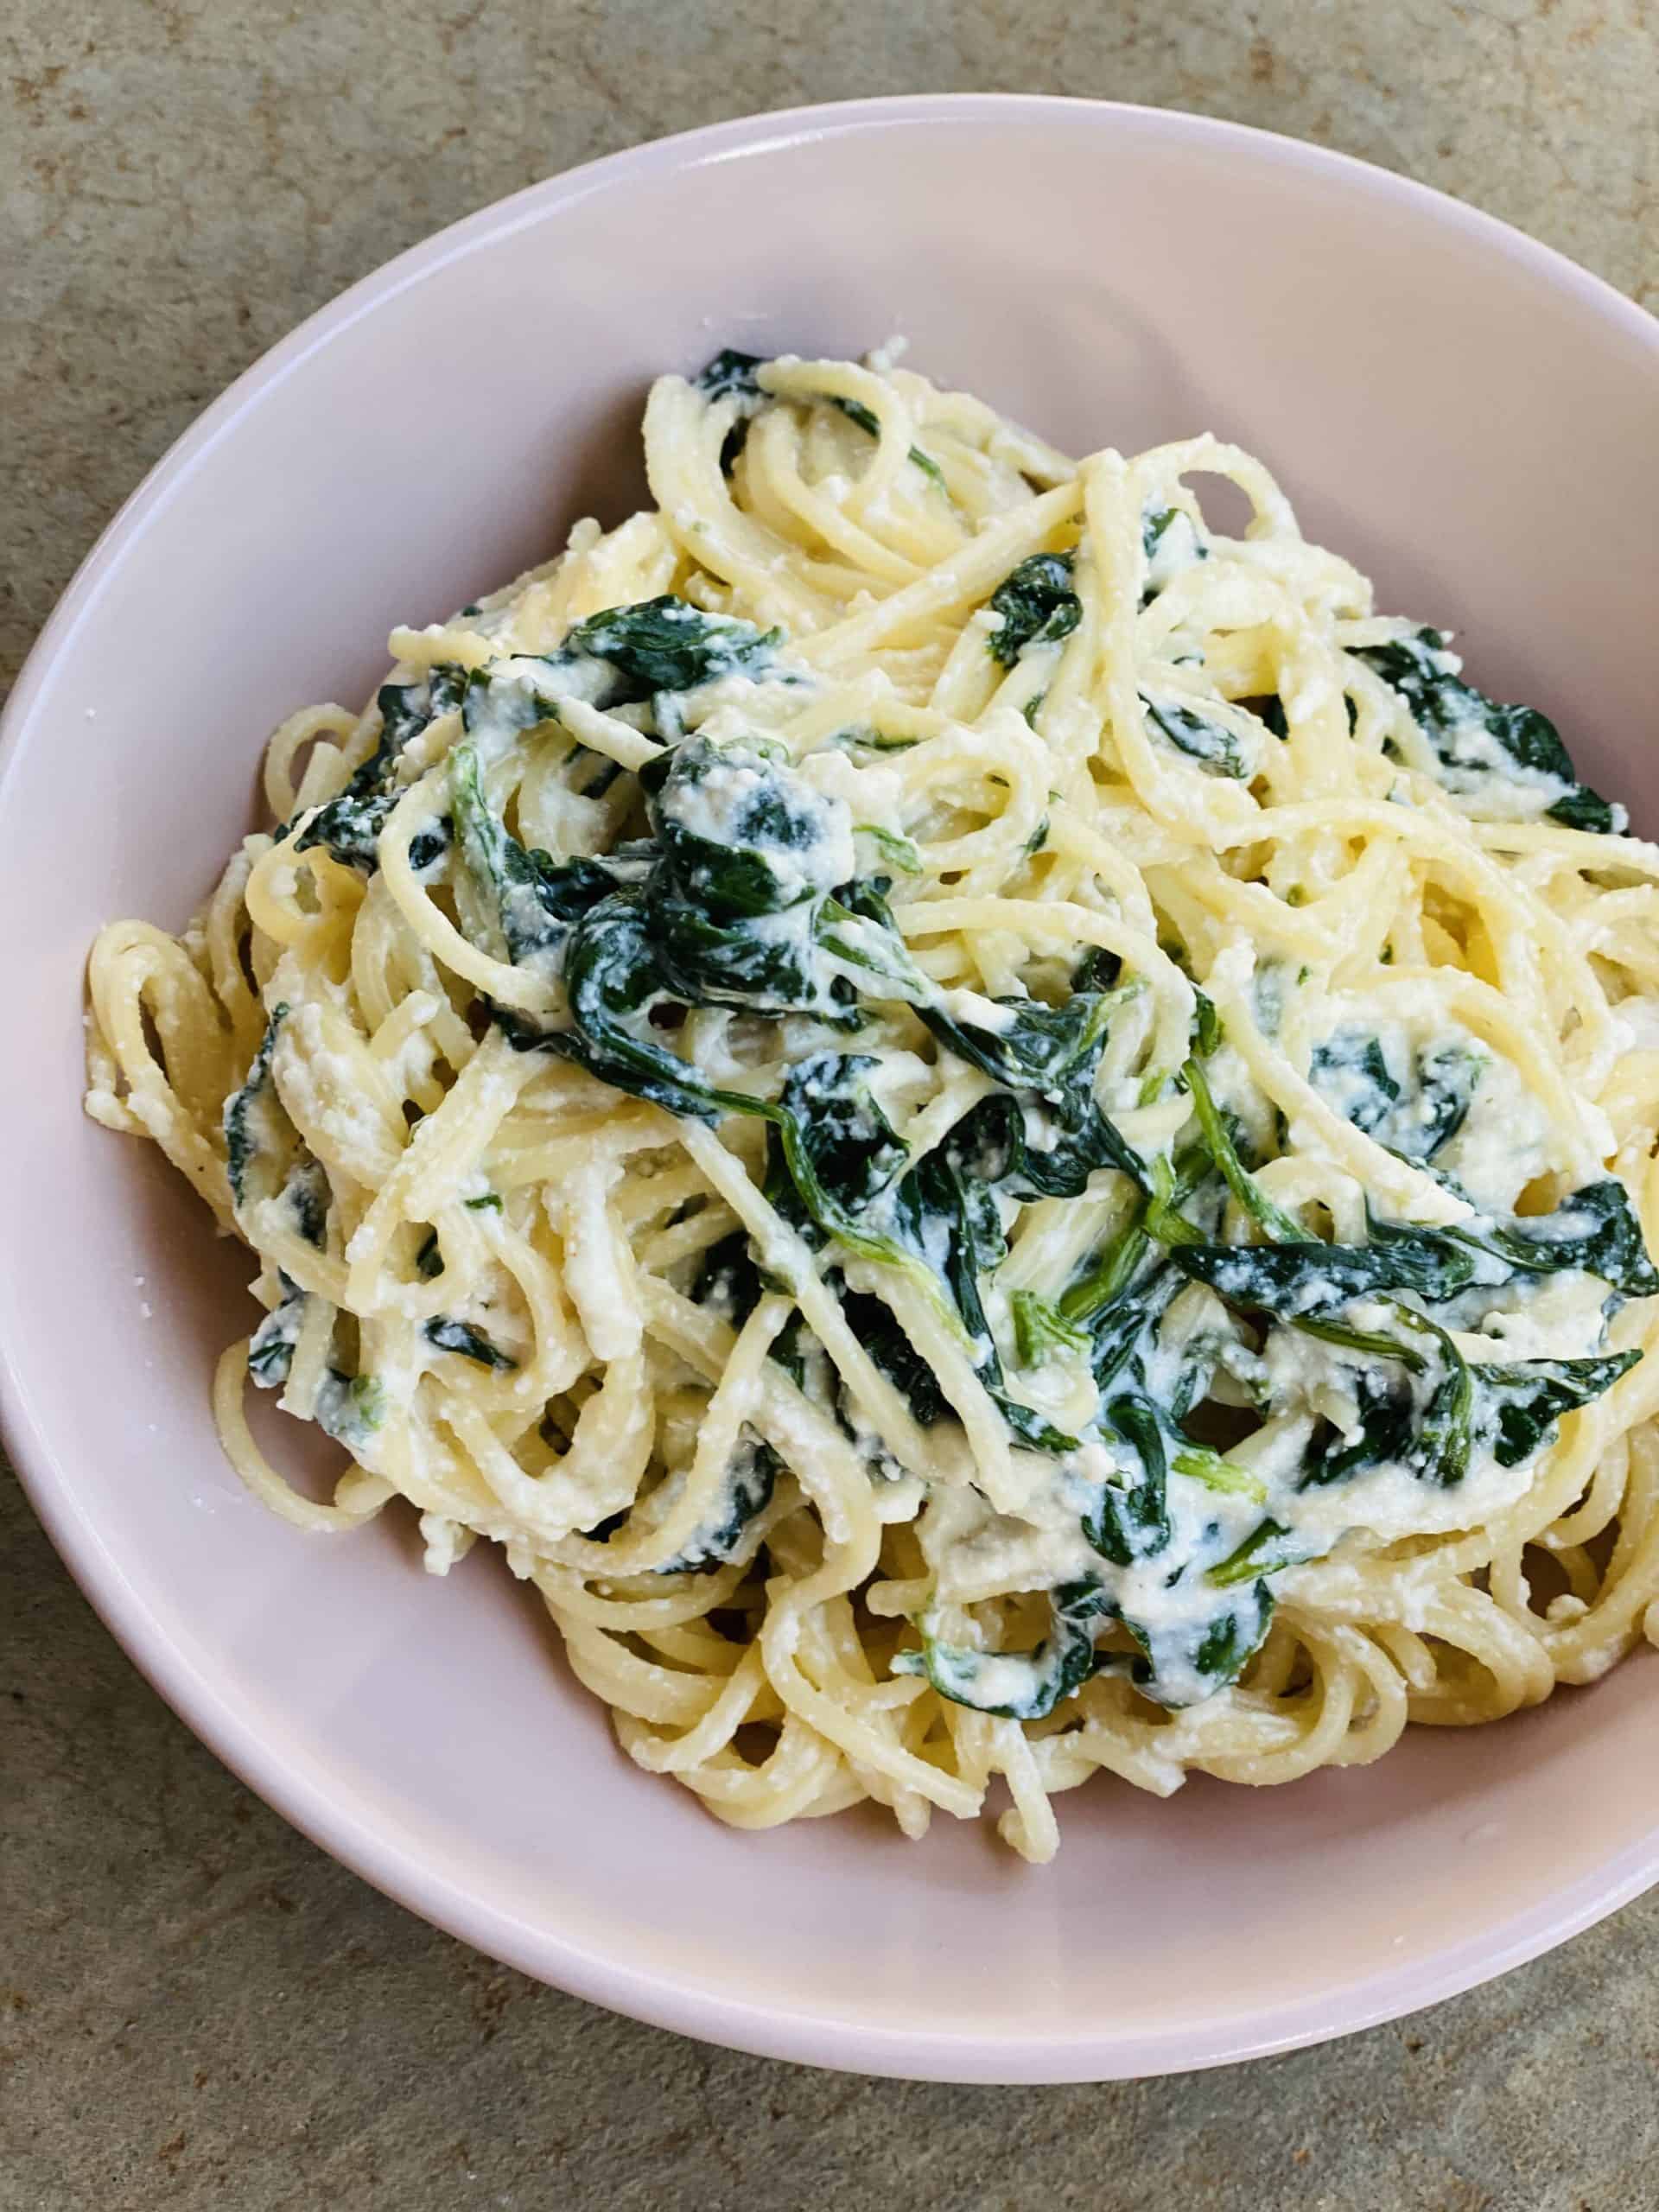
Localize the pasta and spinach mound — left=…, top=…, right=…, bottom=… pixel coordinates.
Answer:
left=86, top=347, right=1659, bottom=1859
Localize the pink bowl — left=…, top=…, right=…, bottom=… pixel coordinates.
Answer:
left=4, top=95, right=1657, bottom=2082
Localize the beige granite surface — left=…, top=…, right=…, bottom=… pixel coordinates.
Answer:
left=3, top=3, right=1657, bottom=2204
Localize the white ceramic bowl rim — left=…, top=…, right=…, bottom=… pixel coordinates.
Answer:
left=5, top=93, right=1659, bottom=2082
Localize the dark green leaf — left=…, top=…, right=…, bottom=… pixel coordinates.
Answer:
left=1356, top=629, right=1620, bottom=835
left=1300, top=1368, right=1421, bottom=1487
left=1478, top=1350, right=1641, bottom=1467
left=639, top=735, right=860, bottom=1016
left=1059, top=1207, right=1151, bottom=1327
left=920, top=989, right=1109, bottom=1116
left=986, top=552, right=1080, bottom=665
left=406, top=817, right=453, bottom=874
left=423, top=1316, right=518, bottom=1370
left=1309, top=1030, right=1398, bottom=1136
left=652, top=1433, right=779, bottom=1573
left=1173, top=1227, right=1478, bottom=1313
left=650, top=734, right=844, bottom=918
left=947, top=1090, right=1143, bottom=1205
left=1139, top=503, right=1209, bottom=607
left=1088, top=1395, right=1173, bottom=1565
left=223, top=1004, right=289, bottom=1208
left=1297, top=1313, right=1472, bottom=1488
left=886, top=1142, right=1077, bottom=1453
left=1141, top=506, right=1179, bottom=561
left=1141, top=696, right=1246, bottom=779
left=694, top=347, right=766, bottom=401
left=1096, top=1578, right=1277, bottom=1706
left=692, top=1230, right=760, bottom=1327
left=283, top=1154, right=329, bottom=1249
left=1308, top=1030, right=1478, bottom=1161
left=1194, top=1585, right=1274, bottom=1673
left=1293, top=1312, right=1429, bottom=1373
left=562, top=597, right=781, bottom=701
left=527, top=889, right=729, bottom=1121
left=829, top=394, right=946, bottom=486
left=1415, top=1315, right=1475, bottom=1487
left=894, top=1578, right=1109, bottom=1720
left=1447, top=1179, right=1659, bottom=1300
left=832, top=1273, right=950, bottom=1427
left=453, top=743, right=639, bottom=978
left=293, top=668, right=466, bottom=874
left=247, top=1274, right=306, bottom=1388
left=763, top=1052, right=909, bottom=1245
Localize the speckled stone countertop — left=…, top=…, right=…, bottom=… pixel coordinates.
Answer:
left=3, top=5, right=1657, bottom=2205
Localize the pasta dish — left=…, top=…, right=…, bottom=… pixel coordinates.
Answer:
left=86, top=346, right=1659, bottom=1860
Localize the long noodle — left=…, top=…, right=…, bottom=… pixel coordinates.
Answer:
left=86, top=346, right=1659, bottom=1862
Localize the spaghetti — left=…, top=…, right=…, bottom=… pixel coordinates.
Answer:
left=86, top=346, right=1659, bottom=1860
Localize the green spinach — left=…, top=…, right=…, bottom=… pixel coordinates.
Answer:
left=985, top=552, right=1080, bottom=665
left=1141, top=696, right=1246, bottom=779
left=293, top=668, right=466, bottom=874
left=1308, top=1029, right=1480, bottom=1160
left=1355, top=630, right=1620, bottom=834
left=314, top=1369, right=387, bottom=1451
left=1479, top=1351, right=1641, bottom=1467
left=562, top=597, right=782, bottom=702
left=828, top=394, right=947, bottom=488
left=652, top=1434, right=779, bottom=1574
left=247, top=1273, right=306, bottom=1387
left=452, top=743, right=642, bottom=980
left=893, top=1578, right=1110, bottom=1720
left=423, top=1316, right=518, bottom=1370
left=1011, top=1290, right=1090, bottom=1367
left=694, top=347, right=766, bottom=402
left=224, top=1005, right=290, bottom=1208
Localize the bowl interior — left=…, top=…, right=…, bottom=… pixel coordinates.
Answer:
left=4, top=97, right=1658, bottom=2082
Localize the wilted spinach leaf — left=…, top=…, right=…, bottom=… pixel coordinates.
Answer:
left=1141, top=696, right=1246, bottom=779
left=694, top=347, right=766, bottom=402
left=986, top=552, right=1080, bottom=665
left=293, top=667, right=467, bottom=874
left=652, top=1433, right=779, bottom=1573
left=1478, top=1351, right=1640, bottom=1466
left=1355, top=629, right=1620, bottom=834
left=562, top=597, right=782, bottom=701
left=423, top=1316, right=518, bottom=1370
left=893, top=1578, right=1109, bottom=1719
